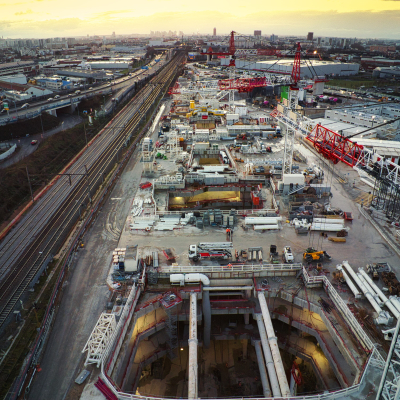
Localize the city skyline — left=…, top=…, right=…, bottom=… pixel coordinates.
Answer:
left=1, top=0, right=400, bottom=39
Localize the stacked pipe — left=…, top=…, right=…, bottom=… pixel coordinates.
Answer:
left=342, top=261, right=390, bottom=323
left=245, top=216, right=282, bottom=231
left=337, top=266, right=362, bottom=299
left=310, top=217, right=348, bottom=232
left=358, top=268, right=400, bottom=319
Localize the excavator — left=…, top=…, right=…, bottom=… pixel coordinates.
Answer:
left=303, top=248, right=331, bottom=263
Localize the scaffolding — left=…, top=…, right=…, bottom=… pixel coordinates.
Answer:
left=372, top=175, right=400, bottom=220
left=82, top=313, right=116, bottom=367
left=141, top=138, right=154, bottom=174
left=376, top=319, right=400, bottom=400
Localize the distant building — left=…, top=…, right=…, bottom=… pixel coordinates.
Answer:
left=254, top=30, right=261, bottom=37
left=307, top=32, right=314, bottom=41
left=270, top=34, right=278, bottom=42
left=0, top=61, right=36, bottom=77
left=213, top=28, right=216, bottom=36
left=370, top=45, right=396, bottom=54
left=372, top=66, right=400, bottom=79
left=361, top=57, right=400, bottom=71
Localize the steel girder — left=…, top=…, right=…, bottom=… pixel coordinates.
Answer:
left=306, top=124, right=365, bottom=167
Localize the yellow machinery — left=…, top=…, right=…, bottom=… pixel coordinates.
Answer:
left=303, top=248, right=331, bottom=263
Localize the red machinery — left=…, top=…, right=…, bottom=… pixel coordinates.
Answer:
left=291, top=361, right=302, bottom=385
left=306, top=124, right=364, bottom=167
left=218, top=77, right=268, bottom=93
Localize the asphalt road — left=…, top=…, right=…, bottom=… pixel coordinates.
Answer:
left=0, top=57, right=165, bottom=121
left=0, top=114, right=83, bottom=169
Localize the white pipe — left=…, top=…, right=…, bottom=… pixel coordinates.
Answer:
left=390, top=297, right=400, bottom=314
left=170, top=273, right=211, bottom=286
left=188, top=293, right=198, bottom=400
left=254, top=340, right=272, bottom=398
left=203, top=286, right=253, bottom=291
left=258, top=293, right=291, bottom=397
left=245, top=217, right=282, bottom=225
left=313, top=218, right=345, bottom=225
left=338, top=267, right=362, bottom=299
left=342, top=261, right=382, bottom=315
left=359, top=268, right=400, bottom=319
left=357, top=273, right=384, bottom=315
left=255, top=314, right=281, bottom=397
left=253, top=224, right=279, bottom=230
left=185, top=273, right=211, bottom=286
left=310, top=224, right=348, bottom=232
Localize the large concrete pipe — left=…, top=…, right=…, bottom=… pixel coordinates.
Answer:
left=258, top=293, right=291, bottom=397
left=202, top=290, right=211, bottom=349
left=337, top=266, right=362, bottom=298
left=342, top=261, right=383, bottom=315
left=255, top=314, right=281, bottom=397
left=359, top=268, right=400, bottom=318
left=254, top=340, right=272, bottom=398
left=188, top=293, right=198, bottom=399
left=202, top=286, right=253, bottom=291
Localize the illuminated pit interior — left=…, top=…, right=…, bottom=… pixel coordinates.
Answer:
left=107, top=278, right=369, bottom=399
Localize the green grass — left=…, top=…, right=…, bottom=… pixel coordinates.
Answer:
left=327, top=78, right=394, bottom=90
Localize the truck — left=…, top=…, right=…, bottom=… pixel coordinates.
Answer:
left=283, top=246, right=294, bottom=263
left=188, top=242, right=233, bottom=262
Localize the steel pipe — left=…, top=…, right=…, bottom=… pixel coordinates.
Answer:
left=255, top=314, right=281, bottom=397
left=359, top=268, right=400, bottom=319
left=342, top=261, right=382, bottom=315
left=338, top=266, right=362, bottom=299
left=203, top=286, right=253, bottom=291
left=188, top=293, right=198, bottom=399
left=258, top=294, right=291, bottom=396
left=254, top=340, right=272, bottom=397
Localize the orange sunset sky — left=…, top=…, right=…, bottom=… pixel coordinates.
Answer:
left=2, top=0, right=400, bottom=39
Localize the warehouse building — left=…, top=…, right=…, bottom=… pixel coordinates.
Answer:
left=220, top=58, right=359, bottom=78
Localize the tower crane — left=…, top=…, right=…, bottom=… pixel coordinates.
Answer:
left=271, top=42, right=326, bottom=175
left=201, top=31, right=283, bottom=108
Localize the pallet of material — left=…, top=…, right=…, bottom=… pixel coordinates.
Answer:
left=328, top=237, right=346, bottom=243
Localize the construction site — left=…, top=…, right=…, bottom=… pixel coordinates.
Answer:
left=74, top=35, right=400, bottom=400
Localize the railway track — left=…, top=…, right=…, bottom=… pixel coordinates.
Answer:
left=0, top=52, right=184, bottom=329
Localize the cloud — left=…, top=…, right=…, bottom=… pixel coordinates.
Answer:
left=15, top=9, right=34, bottom=15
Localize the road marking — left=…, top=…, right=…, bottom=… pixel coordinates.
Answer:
left=111, top=198, right=121, bottom=200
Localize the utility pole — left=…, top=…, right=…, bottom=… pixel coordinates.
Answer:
left=26, top=166, right=34, bottom=202
left=84, top=123, right=88, bottom=148
left=84, top=165, right=92, bottom=203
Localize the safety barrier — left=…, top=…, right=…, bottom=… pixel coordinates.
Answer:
left=159, top=263, right=303, bottom=274
left=0, top=144, right=17, bottom=160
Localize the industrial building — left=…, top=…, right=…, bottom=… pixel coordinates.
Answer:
left=372, top=66, right=400, bottom=79
left=220, top=58, right=360, bottom=78
left=0, top=61, right=37, bottom=77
